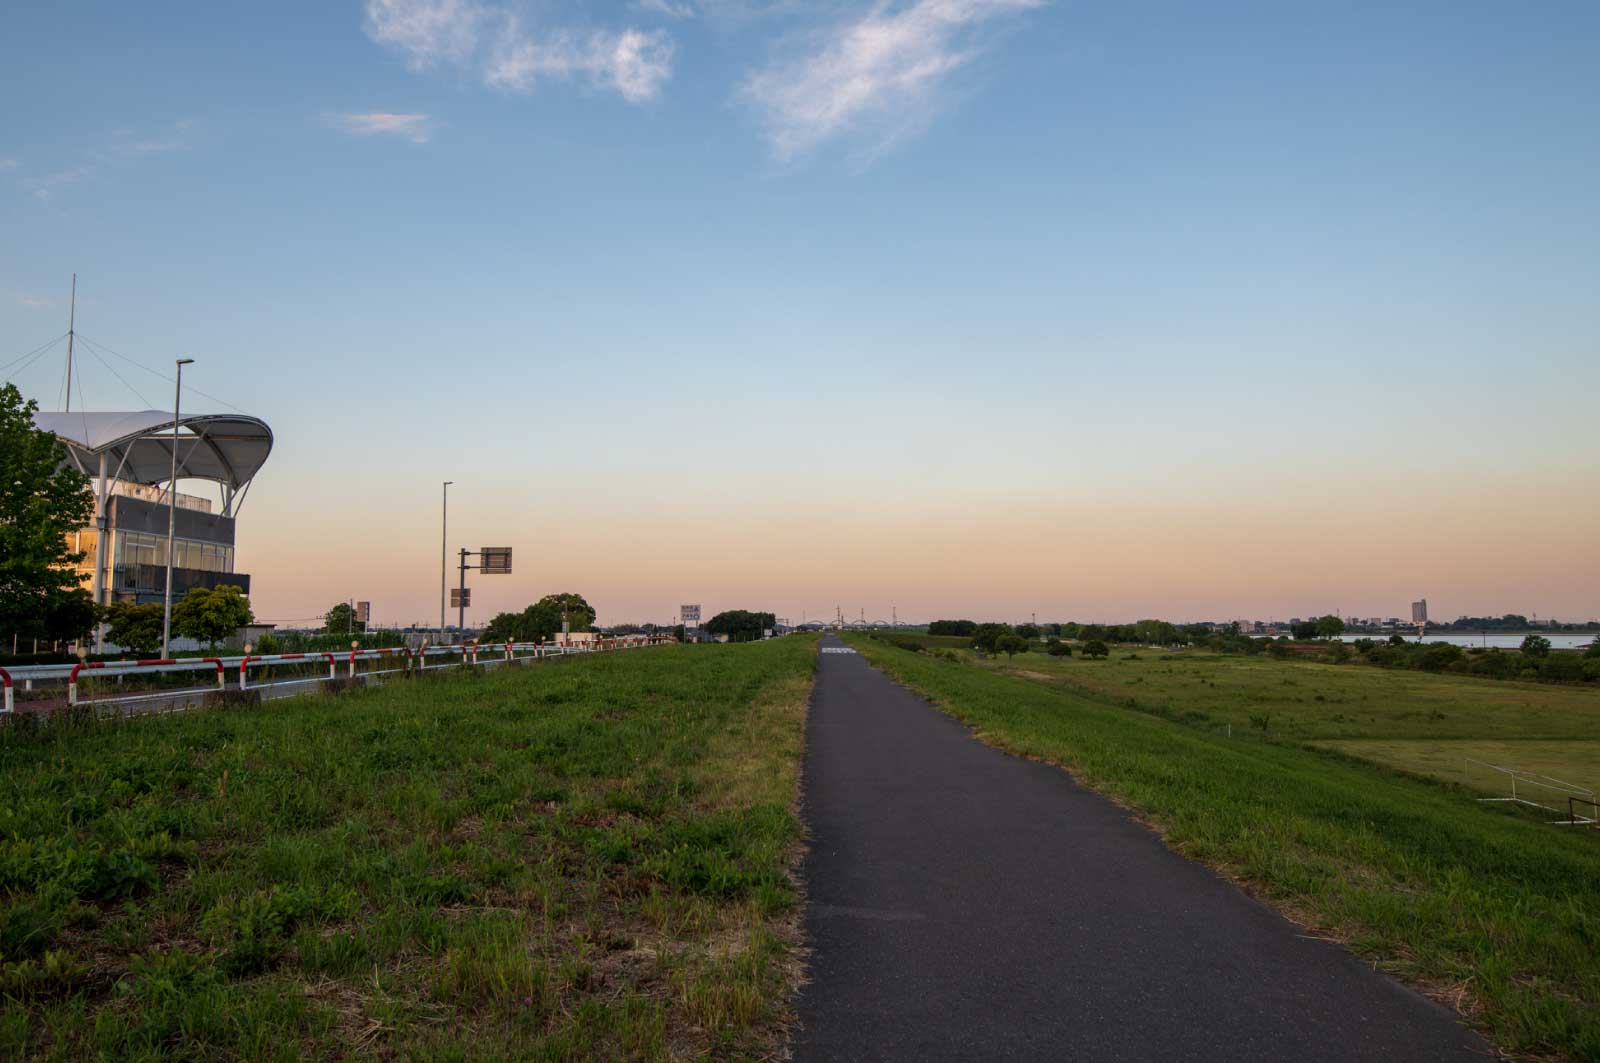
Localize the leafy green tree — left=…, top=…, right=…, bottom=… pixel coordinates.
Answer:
left=536, top=592, right=595, bottom=632
left=1586, top=639, right=1600, bottom=660
left=996, top=633, right=1028, bottom=658
left=1015, top=623, right=1040, bottom=641
left=1046, top=640, right=1071, bottom=657
left=1083, top=639, right=1110, bottom=659
left=322, top=602, right=365, bottom=634
left=105, top=602, right=164, bottom=655
left=0, top=384, right=95, bottom=645
left=1520, top=634, right=1552, bottom=658
left=704, top=610, right=776, bottom=641
left=172, top=584, right=253, bottom=649
left=928, top=620, right=977, bottom=636
left=1133, top=619, right=1179, bottom=646
left=1315, top=615, right=1346, bottom=639
left=971, top=623, right=1012, bottom=653
left=1387, top=634, right=1408, bottom=646
left=1290, top=621, right=1319, bottom=640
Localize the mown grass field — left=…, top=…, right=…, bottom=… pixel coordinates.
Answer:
left=848, top=635, right=1600, bottom=1062
left=0, top=636, right=817, bottom=1062
left=977, top=648, right=1600, bottom=796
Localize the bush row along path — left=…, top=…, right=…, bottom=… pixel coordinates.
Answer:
left=793, top=636, right=1485, bottom=1062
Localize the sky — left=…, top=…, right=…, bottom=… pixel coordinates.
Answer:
left=3, top=0, right=1598, bottom=628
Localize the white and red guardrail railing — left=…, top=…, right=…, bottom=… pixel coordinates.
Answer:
left=3, top=635, right=672, bottom=715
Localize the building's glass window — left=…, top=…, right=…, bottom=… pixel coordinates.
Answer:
left=114, top=531, right=233, bottom=573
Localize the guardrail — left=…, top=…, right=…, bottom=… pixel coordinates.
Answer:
left=69, top=657, right=226, bottom=707
left=2, top=636, right=672, bottom=717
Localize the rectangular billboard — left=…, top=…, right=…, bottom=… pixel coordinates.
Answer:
left=480, top=547, right=513, bottom=574
left=680, top=604, right=701, bottom=625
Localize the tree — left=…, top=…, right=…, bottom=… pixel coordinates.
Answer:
left=105, top=602, right=164, bottom=655
left=1586, top=639, right=1600, bottom=660
left=1083, top=639, right=1110, bottom=659
left=1015, top=623, right=1040, bottom=641
left=1520, top=634, right=1552, bottom=659
left=1315, top=615, right=1346, bottom=639
left=1133, top=619, right=1179, bottom=646
left=928, top=620, right=977, bottom=637
left=44, top=587, right=99, bottom=645
left=705, top=610, right=776, bottom=641
left=996, top=633, right=1028, bottom=658
left=323, top=602, right=365, bottom=634
left=1046, top=640, right=1071, bottom=657
left=971, top=623, right=1012, bottom=653
left=1290, top=621, right=1319, bottom=640
left=0, top=384, right=96, bottom=645
left=172, top=584, right=253, bottom=649
left=536, top=592, right=595, bottom=633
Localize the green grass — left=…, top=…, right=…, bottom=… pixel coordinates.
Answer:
left=979, top=648, right=1600, bottom=794
left=0, top=637, right=817, bottom=1062
left=847, top=635, right=1600, bottom=1062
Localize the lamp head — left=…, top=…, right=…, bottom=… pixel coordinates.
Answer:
left=176, top=358, right=195, bottom=366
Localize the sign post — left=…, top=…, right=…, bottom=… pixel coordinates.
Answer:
left=454, top=548, right=512, bottom=635
left=680, top=604, right=700, bottom=642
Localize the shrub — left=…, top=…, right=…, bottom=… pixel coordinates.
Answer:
left=1266, top=642, right=1291, bottom=660
left=1521, top=634, right=1552, bottom=658
left=1539, top=654, right=1585, bottom=683
left=1417, top=644, right=1464, bottom=672
left=1082, top=640, right=1109, bottom=659
left=1046, top=642, right=1071, bottom=657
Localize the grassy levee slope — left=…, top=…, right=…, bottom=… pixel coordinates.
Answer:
left=848, top=636, right=1600, bottom=1062
left=0, top=636, right=817, bottom=1062
left=978, top=649, right=1600, bottom=794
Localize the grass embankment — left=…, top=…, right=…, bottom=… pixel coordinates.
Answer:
left=0, top=637, right=817, bottom=1062
left=980, top=649, right=1600, bottom=795
left=847, top=635, right=1600, bottom=1062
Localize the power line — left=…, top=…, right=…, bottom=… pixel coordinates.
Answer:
left=81, top=343, right=155, bottom=408
left=74, top=333, right=250, bottom=414
left=0, top=332, right=68, bottom=377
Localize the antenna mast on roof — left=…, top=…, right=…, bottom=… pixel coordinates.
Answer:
left=63, top=274, right=76, bottom=412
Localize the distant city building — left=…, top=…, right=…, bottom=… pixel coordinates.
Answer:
left=1411, top=599, right=1428, bottom=624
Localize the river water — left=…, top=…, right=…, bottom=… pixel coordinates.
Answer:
left=1332, top=633, right=1596, bottom=650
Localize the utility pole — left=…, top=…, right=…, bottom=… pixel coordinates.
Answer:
left=458, top=548, right=468, bottom=634
left=160, top=358, right=194, bottom=658
left=64, top=274, right=76, bottom=412
left=439, top=481, right=452, bottom=639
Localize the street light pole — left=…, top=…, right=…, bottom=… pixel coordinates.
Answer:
left=440, top=481, right=452, bottom=640
left=160, top=358, right=194, bottom=659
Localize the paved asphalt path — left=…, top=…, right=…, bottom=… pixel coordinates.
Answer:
left=792, top=636, right=1487, bottom=1062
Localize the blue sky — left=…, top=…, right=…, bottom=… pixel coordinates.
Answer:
left=4, top=1, right=1598, bottom=627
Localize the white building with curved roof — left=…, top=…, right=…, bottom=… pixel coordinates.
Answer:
left=32, top=408, right=274, bottom=611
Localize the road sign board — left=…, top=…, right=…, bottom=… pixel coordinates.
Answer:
left=480, top=547, right=513, bottom=574
left=450, top=588, right=471, bottom=608
left=355, top=601, right=371, bottom=623
left=681, top=604, right=700, bottom=624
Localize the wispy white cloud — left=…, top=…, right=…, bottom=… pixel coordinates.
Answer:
left=15, top=292, right=54, bottom=309
left=365, top=0, right=673, bottom=103
left=742, top=0, right=1043, bottom=160
left=325, top=111, right=437, bottom=144
left=108, top=119, right=193, bottom=158
left=636, top=0, right=696, bottom=17
left=27, top=167, right=91, bottom=202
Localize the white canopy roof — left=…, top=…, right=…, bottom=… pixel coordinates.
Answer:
left=32, top=409, right=274, bottom=492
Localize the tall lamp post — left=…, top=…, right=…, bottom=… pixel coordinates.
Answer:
left=440, top=481, right=452, bottom=640
left=160, top=358, right=195, bottom=658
